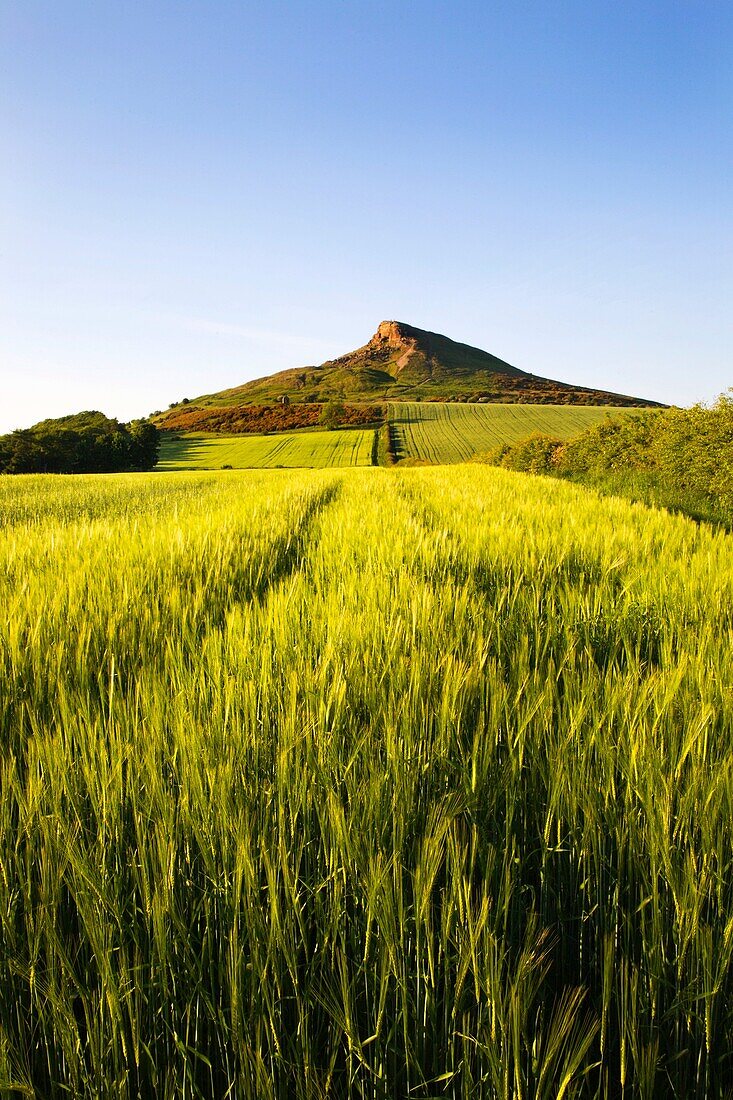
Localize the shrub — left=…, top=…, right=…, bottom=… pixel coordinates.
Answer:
left=482, top=394, right=733, bottom=526
left=319, top=398, right=346, bottom=430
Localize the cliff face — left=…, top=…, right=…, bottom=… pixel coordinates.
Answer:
left=371, top=320, right=417, bottom=352
left=373, top=320, right=408, bottom=346
left=356, top=321, right=421, bottom=376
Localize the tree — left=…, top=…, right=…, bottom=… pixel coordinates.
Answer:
left=0, top=413, right=160, bottom=474
left=127, top=420, right=160, bottom=470
left=319, top=398, right=346, bottom=431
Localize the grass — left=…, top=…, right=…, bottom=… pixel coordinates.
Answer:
left=389, top=402, right=631, bottom=464
left=157, top=428, right=376, bottom=469
left=1, top=467, right=733, bottom=1097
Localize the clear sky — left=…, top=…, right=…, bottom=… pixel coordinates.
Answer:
left=2, top=0, right=731, bottom=432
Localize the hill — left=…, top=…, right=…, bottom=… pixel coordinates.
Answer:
left=158, top=321, right=662, bottom=432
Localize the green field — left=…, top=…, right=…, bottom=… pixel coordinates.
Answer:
left=390, top=401, right=627, bottom=463
left=157, top=428, right=375, bottom=469
left=158, top=404, right=623, bottom=471
left=1, top=466, right=732, bottom=1097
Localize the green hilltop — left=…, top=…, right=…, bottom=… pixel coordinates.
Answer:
left=161, top=321, right=662, bottom=425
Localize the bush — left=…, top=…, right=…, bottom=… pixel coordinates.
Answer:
left=479, top=394, right=733, bottom=526
left=501, top=433, right=564, bottom=473
left=319, top=398, right=346, bottom=430
left=555, top=412, right=661, bottom=474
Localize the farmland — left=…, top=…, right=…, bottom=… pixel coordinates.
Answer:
left=1, top=466, right=732, bottom=1097
left=156, top=404, right=622, bottom=471
left=390, top=401, right=625, bottom=463
left=157, top=428, right=375, bottom=469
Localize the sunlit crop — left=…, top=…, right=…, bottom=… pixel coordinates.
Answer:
left=1, top=467, right=731, bottom=1097
left=157, top=428, right=375, bottom=469
left=390, top=402, right=624, bottom=463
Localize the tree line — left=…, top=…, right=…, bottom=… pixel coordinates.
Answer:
left=477, top=392, right=733, bottom=526
left=0, top=411, right=160, bottom=474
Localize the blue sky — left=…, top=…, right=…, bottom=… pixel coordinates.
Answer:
left=2, top=1, right=731, bottom=431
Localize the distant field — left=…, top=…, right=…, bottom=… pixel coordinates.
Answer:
left=157, top=429, right=375, bottom=469
left=158, top=405, right=630, bottom=471
left=390, top=402, right=628, bottom=464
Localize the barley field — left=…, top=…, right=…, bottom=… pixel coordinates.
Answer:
left=1, top=467, right=732, bottom=1098
left=157, top=428, right=375, bottom=470
left=390, top=403, right=626, bottom=463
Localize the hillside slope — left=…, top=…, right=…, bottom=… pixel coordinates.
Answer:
left=159, top=321, right=661, bottom=430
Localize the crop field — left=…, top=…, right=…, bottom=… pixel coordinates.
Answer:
left=157, top=406, right=626, bottom=472
left=390, top=402, right=626, bottom=463
left=1, top=468, right=733, bottom=1097
left=157, top=428, right=375, bottom=469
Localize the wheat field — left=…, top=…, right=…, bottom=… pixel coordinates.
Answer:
left=389, top=403, right=626, bottom=464
left=157, top=428, right=375, bottom=470
left=1, top=467, right=732, bottom=1097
